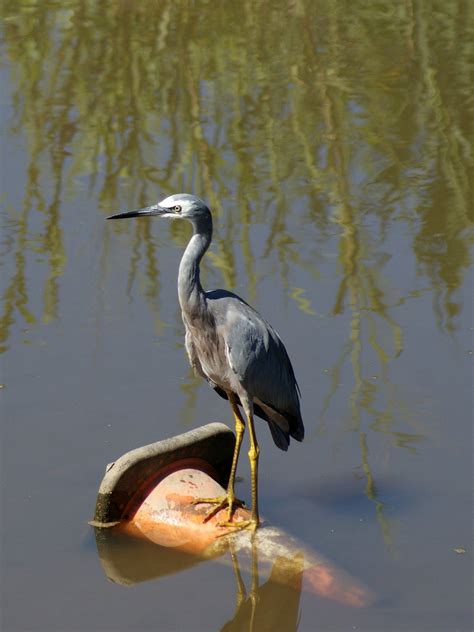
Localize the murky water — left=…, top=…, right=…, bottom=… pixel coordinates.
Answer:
left=1, top=1, right=472, bottom=630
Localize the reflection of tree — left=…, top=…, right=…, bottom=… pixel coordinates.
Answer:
left=1, top=0, right=472, bottom=537
left=357, top=432, right=394, bottom=552
left=2, top=1, right=471, bottom=320
left=0, top=28, right=67, bottom=351
left=316, top=59, right=428, bottom=544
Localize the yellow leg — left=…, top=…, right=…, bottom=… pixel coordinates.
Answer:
left=226, top=393, right=246, bottom=511
left=193, top=393, right=246, bottom=522
left=218, top=399, right=260, bottom=531
left=247, top=407, right=260, bottom=529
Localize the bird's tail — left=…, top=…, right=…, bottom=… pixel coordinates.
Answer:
left=266, top=409, right=304, bottom=451
left=267, top=420, right=291, bottom=451
left=258, top=400, right=304, bottom=451
left=209, top=383, right=304, bottom=451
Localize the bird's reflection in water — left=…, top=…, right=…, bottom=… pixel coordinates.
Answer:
left=94, top=528, right=304, bottom=631
left=222, top=536, right=304, bottom=632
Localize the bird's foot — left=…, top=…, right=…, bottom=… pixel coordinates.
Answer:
left=216, top=517, right=259, bottom=532
left=192, top=494, right=246, bottom=523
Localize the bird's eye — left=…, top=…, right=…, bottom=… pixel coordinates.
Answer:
left=173, top=205, right=181, bottom=212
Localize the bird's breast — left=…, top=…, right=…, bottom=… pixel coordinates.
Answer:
left=187, top=326, right=234, bottom=391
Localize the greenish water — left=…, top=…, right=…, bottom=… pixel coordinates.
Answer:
left=1, top=1, right=472, bottom=630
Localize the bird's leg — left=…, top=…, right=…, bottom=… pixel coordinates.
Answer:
left=222, top=394, right=247, bottom=518
left=246, top=403, right=260, bottom=529
left=218, top=397, right=260, bottom=531
left=193, top=393, right=246, bottom=522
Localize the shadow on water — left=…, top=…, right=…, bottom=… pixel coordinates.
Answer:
left=298, top=471, right=419, bottom=517
left=0, top=2, right=472, bottom=624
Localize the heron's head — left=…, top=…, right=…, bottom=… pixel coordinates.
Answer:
left=107, top=193, right=211, bottom=223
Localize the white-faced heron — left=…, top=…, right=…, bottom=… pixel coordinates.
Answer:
left=107, top=194, right=304, bottom=530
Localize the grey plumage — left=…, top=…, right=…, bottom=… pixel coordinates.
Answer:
left=107, top=193, right=304, bottom=529
left=199, top=289, right=304, bottom=451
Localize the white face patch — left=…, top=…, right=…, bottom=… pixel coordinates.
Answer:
left=160, top=212, right=179, bottom=219
left=158, top=193, right=207, bottom=218
left=159, top=194, right=180, bottom=207
left=158, top=193, right=192, bottom=217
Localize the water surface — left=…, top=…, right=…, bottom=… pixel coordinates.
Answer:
left=1, top=1, right=472, bottom=630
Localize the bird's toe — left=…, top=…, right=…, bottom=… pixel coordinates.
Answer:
left=192, top=494, right=246, bottom=523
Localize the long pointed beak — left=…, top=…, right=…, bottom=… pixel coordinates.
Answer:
left=106, top=204, right=167, bottom=220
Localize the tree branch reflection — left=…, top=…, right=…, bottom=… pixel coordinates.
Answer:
left=1, top=0, right=472, bottom=548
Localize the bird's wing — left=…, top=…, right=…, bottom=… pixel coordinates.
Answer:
left=218, top=298, right=302, bottom=422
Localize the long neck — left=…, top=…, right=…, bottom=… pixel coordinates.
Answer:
left=178, top=215, right=212, bottom=315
